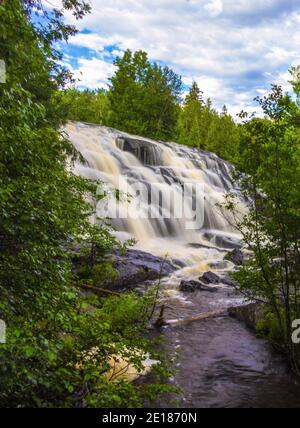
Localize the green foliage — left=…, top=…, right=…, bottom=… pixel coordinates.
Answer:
left=0, top=0, right=175, bottom=407
left=256, top=310, right=287, bottom=349
left=0, top=287, right=171, bottom=407
left=108, top=49, right=182, bottom=140
left=92, top=261, right=119, bottom=288
left=60, top=88, right=111, bottom=125
left=226, top=83, right=300, bottom=373
left=176, top=81, right=205, bottom=147
left=100, top=292, right=150, bottom=335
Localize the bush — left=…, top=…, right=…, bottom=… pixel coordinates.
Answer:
left=92, top=261, right=119, bottom=288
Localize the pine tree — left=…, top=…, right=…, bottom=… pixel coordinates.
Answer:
left=108, top=50, right=182, bottom=140
left=177, top=81, right=204, bottom=147
left=177, top=87, right=239, bottom=160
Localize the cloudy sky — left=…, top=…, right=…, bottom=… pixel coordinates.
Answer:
left=54, top=0, right=300, bottom=116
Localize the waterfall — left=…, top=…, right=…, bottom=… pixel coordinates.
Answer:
left=63, top=123, right=300, bottom=406
left=65, top=121, right=245, bottom=272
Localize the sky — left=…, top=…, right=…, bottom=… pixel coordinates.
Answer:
left=49, top=0, right=300, bottom=117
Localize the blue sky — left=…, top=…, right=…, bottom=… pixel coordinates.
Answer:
left=49, top=0, right=300, bottom=116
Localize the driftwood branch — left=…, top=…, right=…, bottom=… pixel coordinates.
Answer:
left=165, top=309, right=226, bottom=326
left=154, top=304, right=166, bottom=327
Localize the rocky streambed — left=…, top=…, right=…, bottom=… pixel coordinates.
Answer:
left=114, top=248, right=300, bottom=408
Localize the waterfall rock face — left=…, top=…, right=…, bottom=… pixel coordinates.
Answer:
left=65, top=121, right=246, bottom=271
left=116, top=136, right=162, bottom=166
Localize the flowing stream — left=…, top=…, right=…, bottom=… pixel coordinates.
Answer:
left=65, top=121, right=300, bottom=408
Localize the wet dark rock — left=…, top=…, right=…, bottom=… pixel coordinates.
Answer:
left=187, top=243, right=204, bottom=249
left=187, top=242, right=221, bottom=252
left=199, top=270, right=237, bottom=287
left=180, top=279, right=218, bottom=293
left=225, top=248, right=244, bottom=266
left=72, top=245, right=179, bottom=292
left=172, top=258, right=186, bottom=268
left=180, top=280, right=202, bottom=292
left=116, top=136, right=161, bottom=166
left=228, top=302, right=265, bottom=330
left=203, top=232, right=242, bottom=249
left=159, top=167, right=183, bottom=186
left=208, top=260, right=229, bottom=270
left=200, top=271, right=221, bottom=285
left=111, top=249, right=178, bottom=290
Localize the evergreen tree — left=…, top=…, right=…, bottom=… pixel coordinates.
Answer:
left=176, top=83, right=239, bottom=160
left=176, top=82, right=204, bottom=147
left=206, top=104, right=240, bottom=160
left=108, top=50, right=182, bottom=140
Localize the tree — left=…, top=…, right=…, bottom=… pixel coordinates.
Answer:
left=225, top=83, right=300, bottom=373
left=60, top=88, right=111, bottom=125
left=176, top=83, right=239, bottom=158
left=206, top=105, right=240, bottom=161
left=176, top=81, right=204, bottom=147
left=108, top=49, right=182, bottom=140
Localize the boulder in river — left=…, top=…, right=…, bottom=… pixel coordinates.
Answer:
left=74, top=249, right=179, bottom=292
left=111, top=249, right=178, bottom=290
left=180, top=280, right=202, bottom=292
left=224, top=248, right=244, bottom=266
left=228, top=302, right=264, bottom=330
left=200, top=271, right=221, bottom=285
left=180, top=279, right=218, bottom=293
left=198, top=271, right=237, bottom=287
left=202, top=232, right=242, bottom=249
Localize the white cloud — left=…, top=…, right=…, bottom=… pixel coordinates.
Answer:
left=204, top=0, right=223, bottom=17
left=68, top=57, right=116, bottom=89
left=67, top=33, right=106, bottom=52
left=57, top=0, right=300, bottom=115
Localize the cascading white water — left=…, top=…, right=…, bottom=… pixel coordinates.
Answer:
left=64, top=121, right=246, bottom=278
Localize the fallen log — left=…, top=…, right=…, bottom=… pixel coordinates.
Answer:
left=165, top=309, right=226, bottom=326
left=80, top=284, right=121, bottom=296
